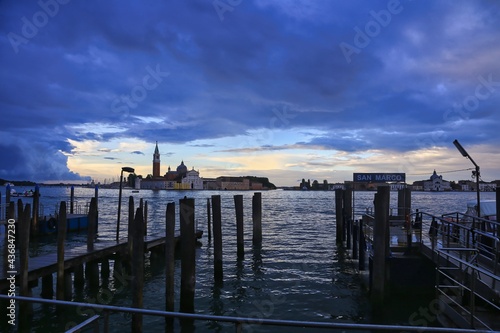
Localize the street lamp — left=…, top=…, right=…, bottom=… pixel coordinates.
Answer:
left=453, top=139, right=481, bottom=219
left=116, top=166, right=135, bottom=242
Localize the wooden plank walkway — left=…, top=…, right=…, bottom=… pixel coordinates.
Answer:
left=0, top=230, right=203, bottom=291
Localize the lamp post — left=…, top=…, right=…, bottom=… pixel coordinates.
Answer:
left=453, top=140, right=481, bottom=220
left=116, top=166, right=135, bottom=242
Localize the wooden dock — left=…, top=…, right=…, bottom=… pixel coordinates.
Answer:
left=0, top=231, right=203, bottom=291
left=335, top=186, right=500, bottom=331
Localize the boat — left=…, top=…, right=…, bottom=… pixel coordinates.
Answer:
left=38, top=214, right=91, bottom=235
left=10, top=189, right=35, bottom=197
left=464, top=200, right=496, bottom=220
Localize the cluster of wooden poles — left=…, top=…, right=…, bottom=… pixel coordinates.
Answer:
left=2, top=191, right=263, bottom=333
left=117, top=192, right=264, bottom=332
left=334, top=186, right=412, bottom=306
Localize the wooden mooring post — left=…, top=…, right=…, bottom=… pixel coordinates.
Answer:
left=180, top=197, right=196, bottom=318
left=335, top=189, right=344, bottom=244
left=143, top=201, right=148, bottom=236
left=32, top=185, right=40, bottom=236
left=87, top=197, right=97, bottom=251
left=234, top=194, right=244, bottom=259
left=56, top=201, right=68, bottom=301
left=344, top=186, right=352, bottom=248
left=252, top=192, right=262, bottom=245
left=70, top=185, right=75, bottom=214
left=207, top=198, right=212, bottom=243
left=212, top=195, right=223, bottom=283
left=359, top=218, right=365, bottom=271
left=19, top=203, right=32, bottom=322
left=372, top=185, right=390, bottom=305
left=86, top=198, right=100, bottom=294
left=397, top=187, right=411, bottom=218
left=165, top=202, right=175, bottom=329
left=131, top=207, right=144, bottom=333
left=352, top=220, right=358, bottom=260
left=127, top=196, right=135, bottom=272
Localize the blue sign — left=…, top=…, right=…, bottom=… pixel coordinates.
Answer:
left=353, top=173, right=405, bottom=183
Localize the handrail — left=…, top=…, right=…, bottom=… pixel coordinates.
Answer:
left=1, top=295, right=498, bottom=333
left=65, top=315, right=100, bottom=333
left=436, top=248, right=500, bottom=330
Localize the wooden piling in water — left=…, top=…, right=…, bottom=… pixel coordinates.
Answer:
left=344, top=186, right=352, bottom=246
left=207, top=198, right=212, bottom=243
left=252, top=192, right=262, bottom=245
left=352, top=221, right=358, bottom=259
left=87, top=197, right=97, bottom=251
left=32, top=185, right=39, bottom=236
left=346, top=218, right=352, bottom=250
left=397, top=187, right=411, bottom=219
left=94, top=185, right=99, bottom=234
left=74, top=264, right=85, bottom=290
left=19, top=203, right=32, bottom=318
left=359, top=219, right=365, bottom=271
left=127, top=196, right=135, bottom=272
left=179, top=197, right=196, bottom=314
left=372, top=185, right=390, bottom=305
left=131, top=207, right=144, bottom=332
left=56, top=201, right=67, bottom=301
left=212, top=195, right=223, bottom=283
left=335, top=189, right=344, bottom=245
left=101, top=259, right=110, bottom=281
left=234, top=194, right=244, bottom=259
left=86, top=260, right=100, bottom=292
left=64, top=270, right=72, bottom=300
left=41, top=274, right=53, bottom=299
left=70, top=185, right=74, bottom=214
left=165, top=202, right=175, bottom=328
left=143, top=201, right=148, bottom=236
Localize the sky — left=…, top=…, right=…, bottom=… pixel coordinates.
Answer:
left=1, top=0, right=500, bottom=186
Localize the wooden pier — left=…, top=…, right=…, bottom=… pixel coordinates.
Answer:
left=0, top=231, right=202, bottom=292
left=336, top=186, right=500, bottom=331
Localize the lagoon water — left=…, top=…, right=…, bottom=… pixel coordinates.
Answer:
left=0, top=186, right=496, bottom=332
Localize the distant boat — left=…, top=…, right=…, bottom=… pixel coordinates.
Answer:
left=10, top=189, right=35, bottom=197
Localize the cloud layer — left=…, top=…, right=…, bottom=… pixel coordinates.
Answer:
left=1, top=0, right=499, bottom=183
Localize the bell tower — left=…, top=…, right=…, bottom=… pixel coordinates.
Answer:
left=153, top=141, right=161, bottom=177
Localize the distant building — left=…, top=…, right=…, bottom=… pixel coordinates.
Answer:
left=419, top=170, right=452, bottom=191
left=140, top=143, right=203, bottom=190
left=182, top=169, right=203, bottom=190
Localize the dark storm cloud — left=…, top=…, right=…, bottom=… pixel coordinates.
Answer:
left=1, top=0, right=500, bottom=180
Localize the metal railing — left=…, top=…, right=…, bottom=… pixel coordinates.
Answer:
left=436, top=247, right=500, bottom=330
left=54, top=200, right=90, bottom=216
left=1, top=295, right=498, bottom=333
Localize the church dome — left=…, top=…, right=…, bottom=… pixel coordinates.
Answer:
left=176, top=160, right=188, bottom=174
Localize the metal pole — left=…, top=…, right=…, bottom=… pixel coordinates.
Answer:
left=116, top=169, right=124, bottom=243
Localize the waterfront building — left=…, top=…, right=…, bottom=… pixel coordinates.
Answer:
left=140, top=143, right=203, bottom=190
left=182, top=169, right=203, bottom=190
left=422, top=170, right=452, bottom=191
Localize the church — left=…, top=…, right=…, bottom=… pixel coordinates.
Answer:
left=139, top=142, right=203, bottom=190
